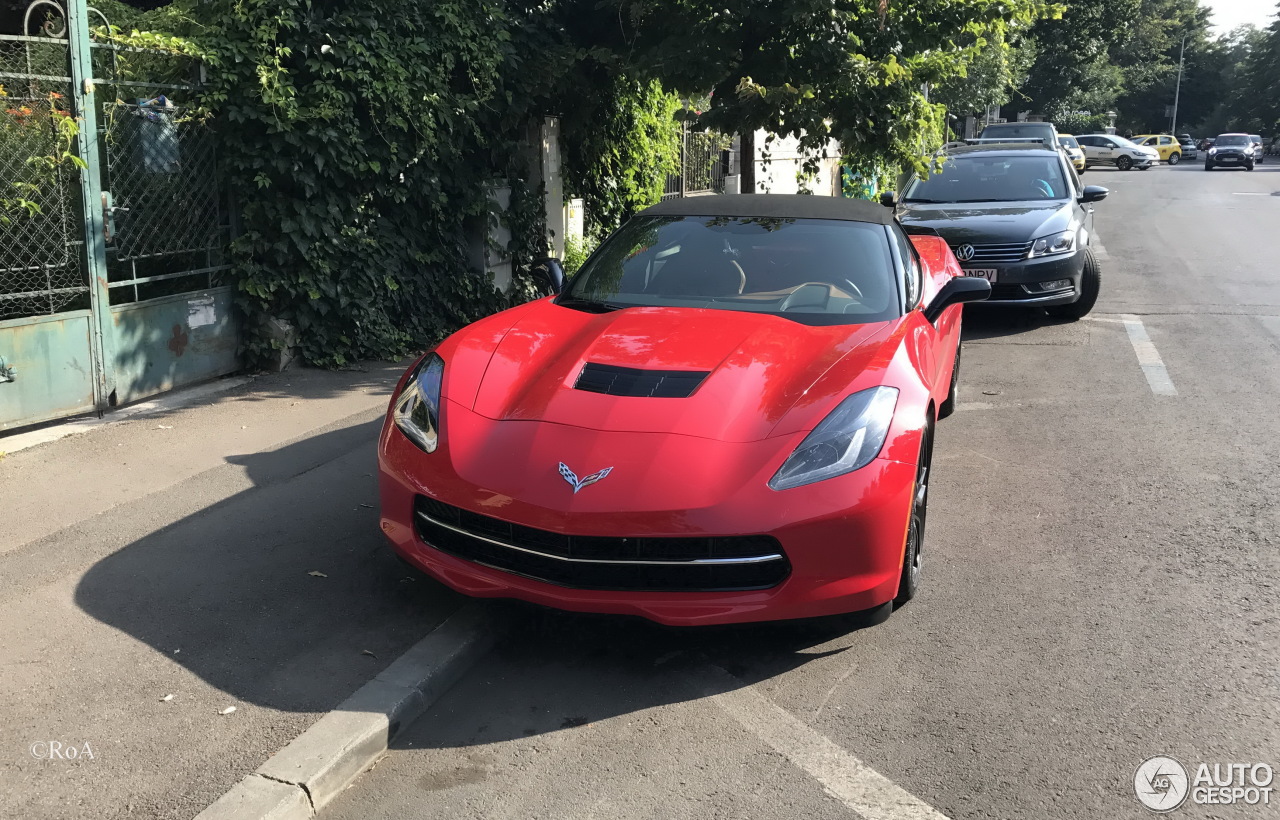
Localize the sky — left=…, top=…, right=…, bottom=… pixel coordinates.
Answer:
left=1205, top=0, right=1277, bottom=34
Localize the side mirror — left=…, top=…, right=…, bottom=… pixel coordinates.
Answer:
left=923, top=276, right=991, bottom=324
left=1079, top=185, right=1109, bottom=204
left=879, top=191, right=897, bottom=208
left=531, top=257, right=566, bottom=294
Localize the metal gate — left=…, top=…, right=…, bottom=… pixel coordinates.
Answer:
left=0, top=0, right=237, bottom=432
left=661, top=125, right=732, bottom=200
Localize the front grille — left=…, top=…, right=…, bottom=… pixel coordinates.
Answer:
left=954, top=242, right=1032, bottom=264
left=414, top=496, right=790, bottom=592
left=574, top=363, right=709, bottom=398
left=988, top=283, right=1030, bottom=300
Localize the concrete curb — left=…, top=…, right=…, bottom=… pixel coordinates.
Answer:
left=193, top=603, right=497, bottom=820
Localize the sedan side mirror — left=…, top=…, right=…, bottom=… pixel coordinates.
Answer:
left=879, top=191, right=896, bottom=208
left=1079, top=185, right=1109, bottom=204
left=923, top=276, right=991, bottom=324
left=532, top=257, right=566, bottom=294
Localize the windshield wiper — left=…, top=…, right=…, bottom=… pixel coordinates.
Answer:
left=556, top=296, right=628, bottom=314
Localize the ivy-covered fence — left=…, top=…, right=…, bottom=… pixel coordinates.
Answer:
left=94, top=0, right=690, bottom=369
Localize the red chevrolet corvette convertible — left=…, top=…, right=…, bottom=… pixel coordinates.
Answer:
left=379, top=195, right=989, bottom=626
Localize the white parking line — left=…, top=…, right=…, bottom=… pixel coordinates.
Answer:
left=1120, top=314, right=1178, bottom=396
left=696, top=664, right=953, bottom=820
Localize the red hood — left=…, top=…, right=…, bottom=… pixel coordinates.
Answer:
left=442, top=299, right=898, bottom=443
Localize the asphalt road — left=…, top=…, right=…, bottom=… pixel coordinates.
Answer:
left=322, top=162, right=1280, bottom=820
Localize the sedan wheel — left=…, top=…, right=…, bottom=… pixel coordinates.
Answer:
left=1205, top=162, right=1214, bottom=171
left=1168, top=152, right=1181, bottom=165
left=1116, top=155, right=1133, bottom=171
left=895, top=423, right=932, bottom=606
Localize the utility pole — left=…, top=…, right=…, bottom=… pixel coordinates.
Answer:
left=1170, top=34, right=1187, bottom=134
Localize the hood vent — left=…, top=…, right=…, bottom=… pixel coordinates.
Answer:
left=574, top=363, right=710, bottom=398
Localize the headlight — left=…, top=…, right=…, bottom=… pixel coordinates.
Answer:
left=769, top=386, right=898, bottom=491
left=393, top=353, right=444, bottom=452
left=1029, top=230, right=1076, bottom=258
left=1209, top=147, right=1218, bottom=155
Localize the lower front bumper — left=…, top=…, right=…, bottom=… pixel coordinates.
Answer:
left=379, top=422, right=919, bottom=626
left=962, top=250, right=1085, bottom=308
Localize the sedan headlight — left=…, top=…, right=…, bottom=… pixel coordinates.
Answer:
left=1029, top=230, right=1076, bottom=258
left=1209, top=147, right=1218, bottom=155
left=769, top=386, right=898, bottom=491
left=393, top=353, right=445, bottom=452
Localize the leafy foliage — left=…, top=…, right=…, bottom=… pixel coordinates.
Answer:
left=112, top=0, right=1064, bottom=367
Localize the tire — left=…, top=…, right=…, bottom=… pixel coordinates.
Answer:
left=1046, top=247, right=1101, bottom=321
left=895, top=422, right=932, bottom=607
left=1247, top=162, right=1255, bottom=171
left=938, top=344, right=961, bottom=420
left=1168, top=152, right=1181, bottom=165
left=1205, top=162, right=1213, bottom=171
left=1078, top=166, right=1086, bottom=174
left=1139, top=164, right=1151, bottom=170
left=1116, top=155, right=1133, bottom=171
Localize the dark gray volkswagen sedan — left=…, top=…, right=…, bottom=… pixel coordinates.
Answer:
left=893, top=143, right=1109, bottom=320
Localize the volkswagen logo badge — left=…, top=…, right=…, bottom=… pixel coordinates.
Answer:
left=955, top=244, right=976, bottom=262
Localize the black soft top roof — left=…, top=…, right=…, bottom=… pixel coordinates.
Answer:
left=638, top=194, right=894, bottom=225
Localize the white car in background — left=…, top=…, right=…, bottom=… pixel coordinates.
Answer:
left=1076, top=134, right=1159, bottom=171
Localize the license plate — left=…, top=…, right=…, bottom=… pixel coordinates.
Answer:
left=1221, top=157, right=1237, bottom=163
left=963, top=268, right=998, bottom=282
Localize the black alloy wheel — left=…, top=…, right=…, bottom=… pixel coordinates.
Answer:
left=1046, top=247, right=1102, bottom=321
left=895, top=422, right=933, bottom=606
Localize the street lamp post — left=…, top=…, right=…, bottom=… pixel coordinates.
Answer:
left=1170, top=34, right=1187, bottom=135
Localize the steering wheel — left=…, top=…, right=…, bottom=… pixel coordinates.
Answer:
left=840, top=279, right=865, bottom=300
left=779, top=282, right=834, bottom=312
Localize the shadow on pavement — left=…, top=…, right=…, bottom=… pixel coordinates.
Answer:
left=960, top=303, right=1076, bottom=342
left=389, top=598, right=886, bottom=751
left=73, top=419, right=465, bottom=713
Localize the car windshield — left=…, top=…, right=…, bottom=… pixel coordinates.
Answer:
left=1110, top=136, right=1142, bottom=149
left=1059, top=136, right=1080, bottom=148
left=904, top=154, right=1069, bottom=203
left=559, top=216, right=900, bottom=326
left=1217, top=135, right=1249, bottom=146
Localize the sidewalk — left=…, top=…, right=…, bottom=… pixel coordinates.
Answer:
left=0, top=363, right=465, bottom=820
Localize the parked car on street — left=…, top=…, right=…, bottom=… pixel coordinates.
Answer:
left=380, top=195, right=990, bottom=626
left=896, top=143, right=1108, bottom=320
left=1178, top=136, right=1199, bottom=160
left=977, top=121, right=1059, bottom=147
left=1058, top=134, right=1087, bottom=173
left=1204, top=133, right=1257, bottom=170
left=1248, top=134, right=1264, bottom=163
left=1134, top=134, right=1185, bottom=164
left=1076, top=134, right=1158, bottom=170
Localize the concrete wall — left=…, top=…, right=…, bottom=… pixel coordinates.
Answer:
left=745, top=130, right=842, bottom=196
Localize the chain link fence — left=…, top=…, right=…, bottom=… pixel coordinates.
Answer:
left=0, top=34, right=85, bottom=320
left=92, top=41, right=226, bottom=302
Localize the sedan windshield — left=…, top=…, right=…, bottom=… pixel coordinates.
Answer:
left=904, top=155, right=1069, bottom=203
left=559, top=216, right=900, bottom=326
left=1217, top=135, right=1249, bottom=146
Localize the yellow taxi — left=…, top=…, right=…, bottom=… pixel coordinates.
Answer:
left=1133, top=134, right=1184, bottom=165
left=1058, top=134, right=1086, bottom=173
